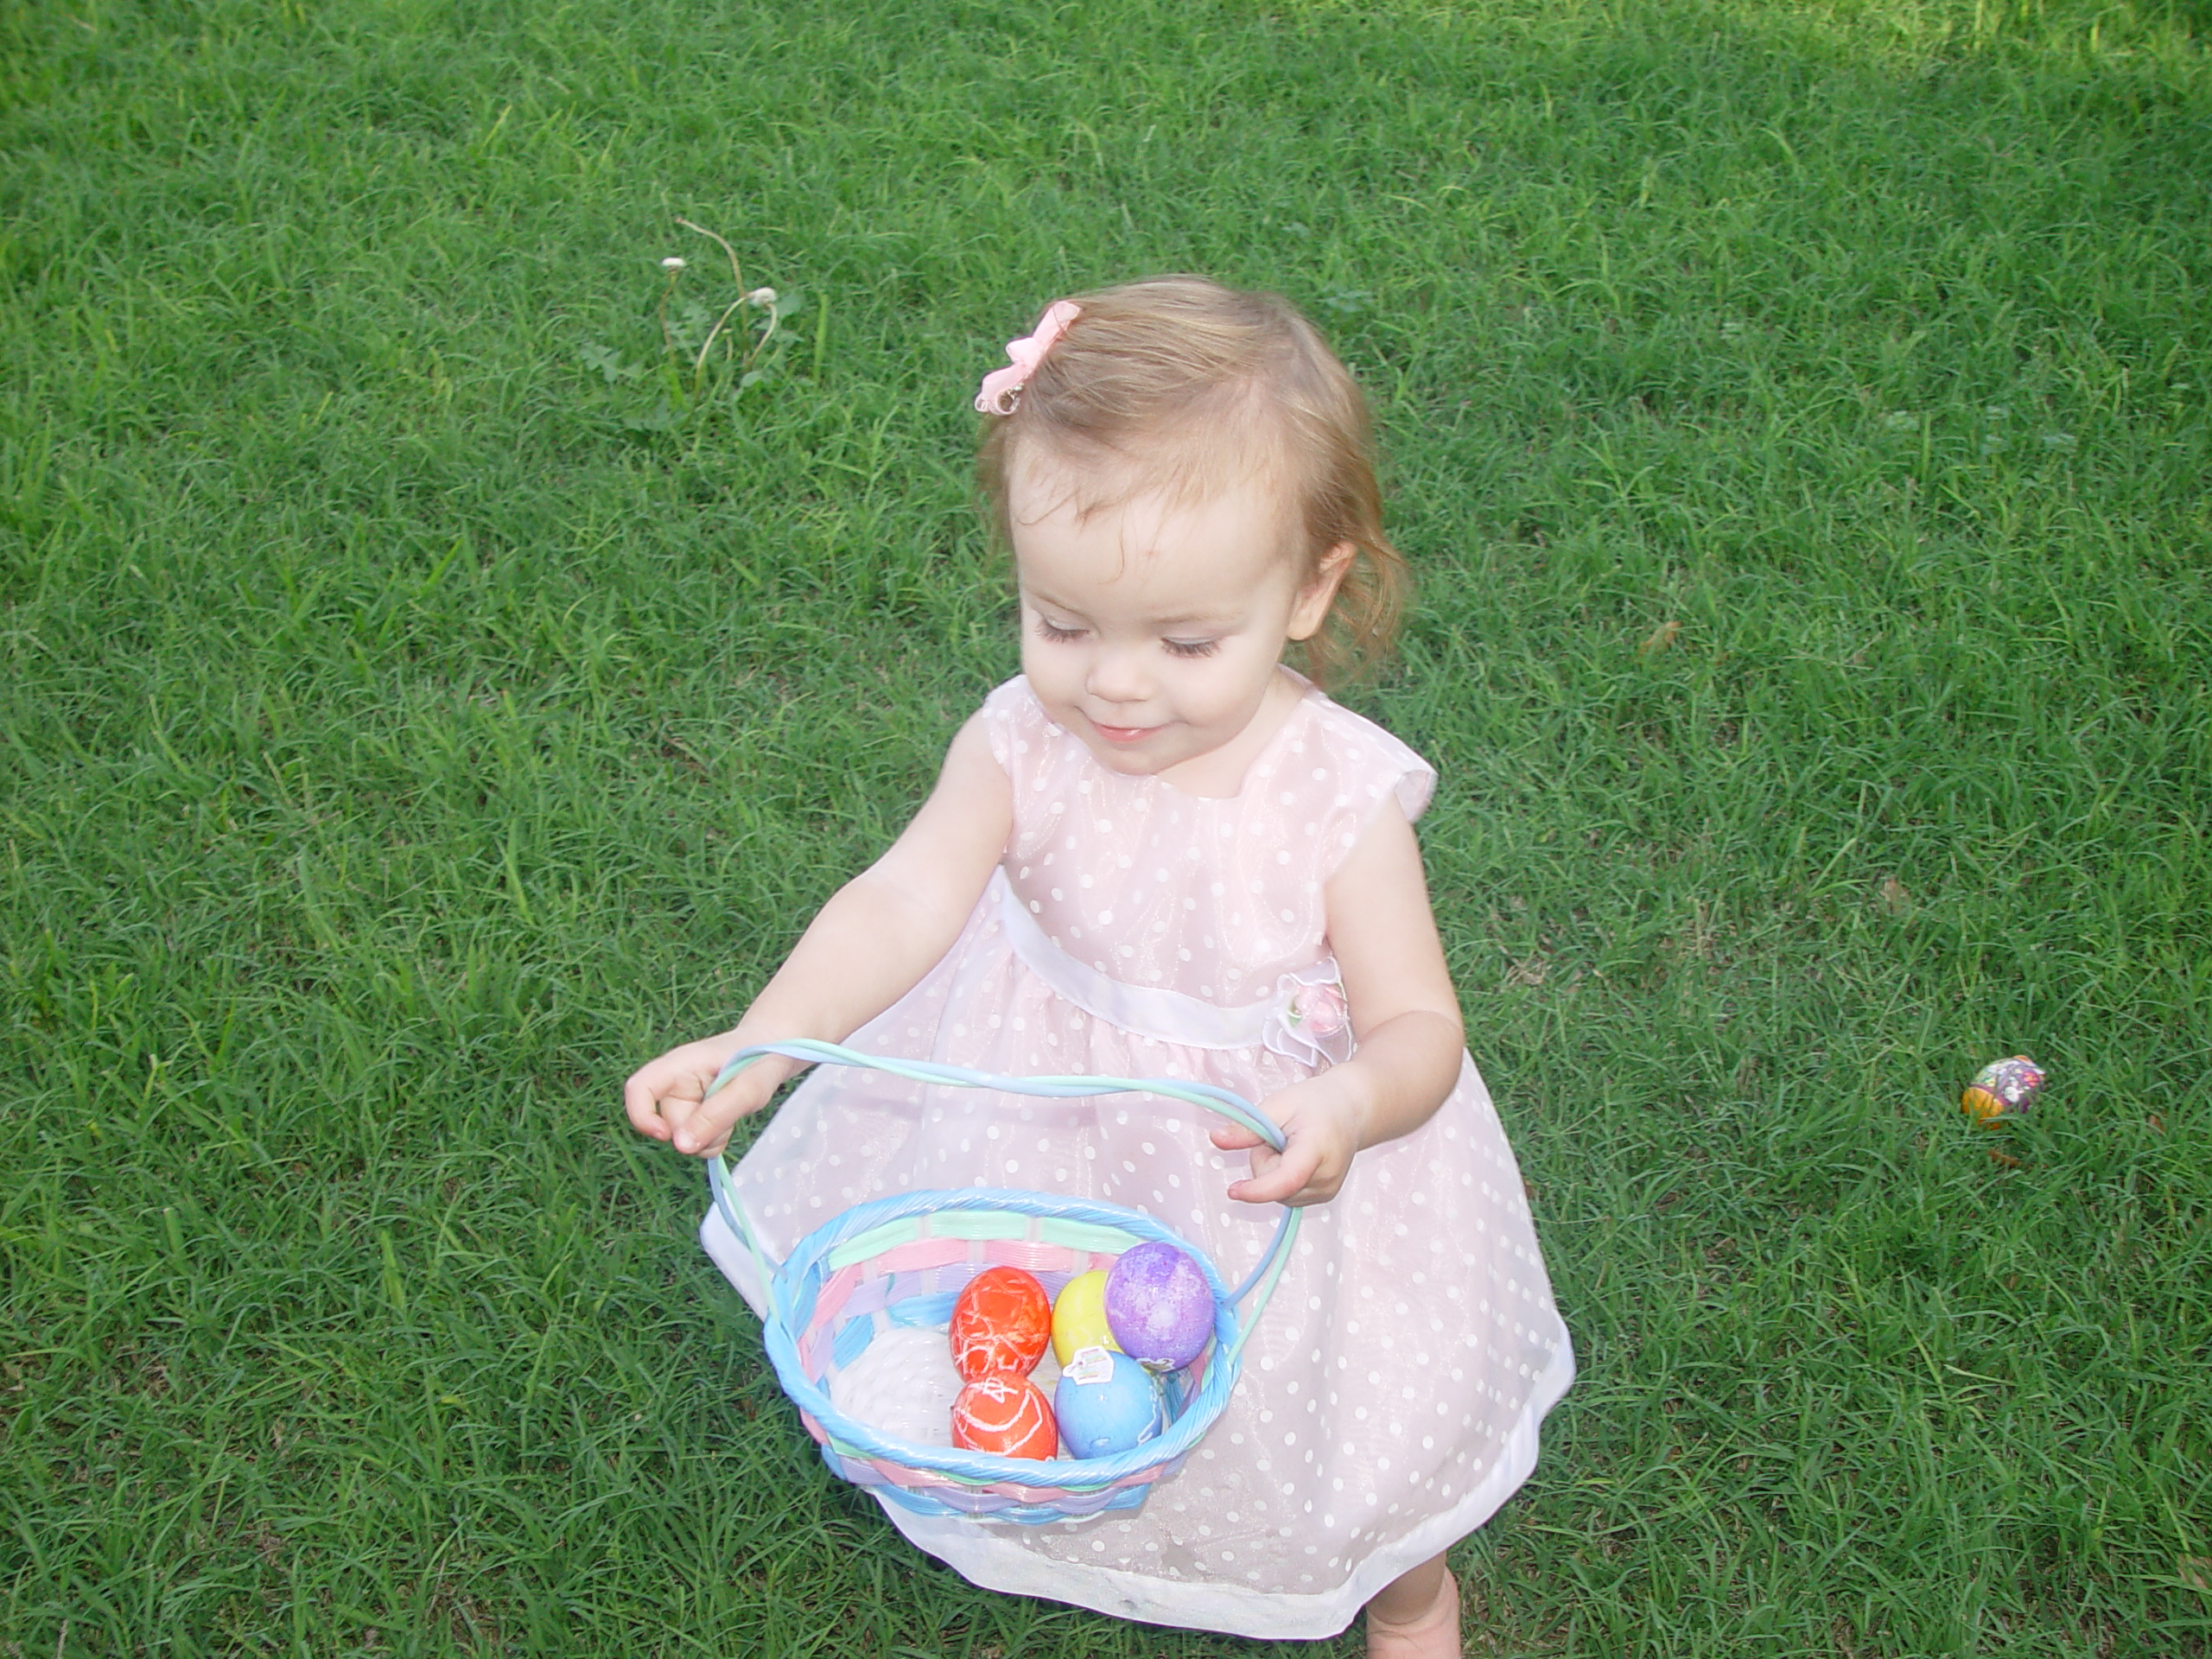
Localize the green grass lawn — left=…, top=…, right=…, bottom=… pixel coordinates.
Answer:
left=3, top=0, right=2208, bottom=1652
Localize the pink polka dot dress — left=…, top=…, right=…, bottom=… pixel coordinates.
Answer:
left=702, top=675, right=1574, bottom=1640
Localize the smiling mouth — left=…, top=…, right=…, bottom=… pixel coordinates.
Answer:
left=1089, top=718, right=1160, bottom=745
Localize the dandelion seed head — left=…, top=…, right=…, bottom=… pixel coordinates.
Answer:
left=662, top=257, right=687, bottom=271
left=746, top=287, right=778, bottom=306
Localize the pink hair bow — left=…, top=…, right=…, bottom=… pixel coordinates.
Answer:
left=975, top=300, right=1081, bottom=415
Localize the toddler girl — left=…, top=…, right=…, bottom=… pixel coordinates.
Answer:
left=625, top=276, right=1573, bottom=1656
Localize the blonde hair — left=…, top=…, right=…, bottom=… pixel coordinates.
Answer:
left=977, top=276, right=1408, bottom=688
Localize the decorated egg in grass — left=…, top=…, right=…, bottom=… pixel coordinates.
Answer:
left=1962, top=1055, right=2044, bottom=1125
left=950, top=1267, right=1052, bottom=1382
left=1051, top=1269, right=1121, bottom=1367
left=1053, top=1346, right=1165, bottom=1459
left=1104, top=1242, right=1213, bottom=1371
left=950, top=1372, right=1057, bottom=1460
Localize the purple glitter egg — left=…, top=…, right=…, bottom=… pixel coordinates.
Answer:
left=1103, top=1243, right=1213, bottom=1370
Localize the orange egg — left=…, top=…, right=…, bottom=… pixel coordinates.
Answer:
left=948, top=1267, right=1052, bottom=1382
left=950, top=1372, right=1058, bottom=1460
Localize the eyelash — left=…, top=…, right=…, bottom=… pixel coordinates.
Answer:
left=1033, top=618, right=1221, bottom=660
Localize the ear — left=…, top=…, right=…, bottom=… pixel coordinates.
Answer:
left=1287, top=542, right=1357, bottom=641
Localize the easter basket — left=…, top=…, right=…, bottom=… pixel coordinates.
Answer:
left=703, top=1039, right=1301, bottom=1525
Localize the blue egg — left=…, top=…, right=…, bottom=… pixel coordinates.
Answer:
left=1052, top=1348, right=1165, bottom=1459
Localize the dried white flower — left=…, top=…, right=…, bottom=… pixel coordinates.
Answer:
left=662, top=257, right=687, bottom=271
left=745, top=287, right=778, bottom=306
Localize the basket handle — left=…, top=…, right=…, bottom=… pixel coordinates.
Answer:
left=703, top=1039, right=1300, bottom=1359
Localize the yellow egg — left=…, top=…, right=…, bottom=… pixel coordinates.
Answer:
left=1052, top=1269, right=1122, bottom=1367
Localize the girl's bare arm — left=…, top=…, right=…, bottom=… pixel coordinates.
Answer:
left=624, top=714, right=1013, bottom=1156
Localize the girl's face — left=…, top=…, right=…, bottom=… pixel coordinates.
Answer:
left=1009, top=461, right=1348, bottom=792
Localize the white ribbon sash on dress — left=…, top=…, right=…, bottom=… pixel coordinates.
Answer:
left=991, top=872, right=1355, bottom=1067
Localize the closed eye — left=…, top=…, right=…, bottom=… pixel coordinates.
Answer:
left=1163, top=638, right=1220, bottom=658
left=1033, top=616, right=1086, bottom=644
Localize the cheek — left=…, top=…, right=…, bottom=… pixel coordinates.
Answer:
left=1019, top=637, right=1076, bottom=697
left=1184, top=654, right=1267, bottom=719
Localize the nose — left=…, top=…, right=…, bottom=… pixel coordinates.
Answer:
left=1086, top=642, right=1151, bottom=706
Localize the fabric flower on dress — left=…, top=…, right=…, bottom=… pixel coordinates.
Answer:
left=1261, top=963, right=1356, bottom=1069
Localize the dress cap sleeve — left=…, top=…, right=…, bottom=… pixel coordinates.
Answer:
left=1301, top=694, right=1438, bottom=874
left=977, top=676, right=1040, bottom=773
left=1392, top=759, right=1437, bottom=824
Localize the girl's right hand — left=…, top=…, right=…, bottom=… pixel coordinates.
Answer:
left=624, top=1036, right=798, bottom=1159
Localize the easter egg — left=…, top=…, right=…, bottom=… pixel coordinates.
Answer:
left=1051, top=1269, right=1121, bottom=1367
left=948, top=1267, right=1052, bottom=1382
left=1103, top=1241, right=1213, bottom=1371
left=1053, top=1346, right=1165, bottom=1459
left=950, top=1372, right=1058, bottom=1460
left=1962, top=1055, right=2044, bottom=1125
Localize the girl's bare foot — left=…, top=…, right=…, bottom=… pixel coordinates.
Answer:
left=1365, top=1558, right=1459, bottom=1659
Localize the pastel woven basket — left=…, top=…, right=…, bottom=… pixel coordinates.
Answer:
left=704, top=1039, right=1300, bottom=1524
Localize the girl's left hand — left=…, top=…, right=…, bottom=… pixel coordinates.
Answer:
left=1211, top=1073, right=1367, bottom=1207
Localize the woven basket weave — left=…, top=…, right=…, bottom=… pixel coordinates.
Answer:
left=704, top=1040, right=1300, bottom=1524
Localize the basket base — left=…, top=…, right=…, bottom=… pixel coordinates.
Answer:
left=845, top=1446, right=1159, bottom=1522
